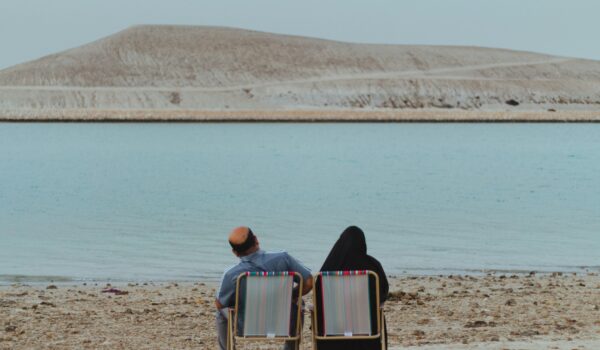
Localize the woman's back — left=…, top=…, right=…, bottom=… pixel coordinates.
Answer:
left=316, top=226, right=389, bottom=350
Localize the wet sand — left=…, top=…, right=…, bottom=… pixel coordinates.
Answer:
left=1, top=273, right=599, bottom=349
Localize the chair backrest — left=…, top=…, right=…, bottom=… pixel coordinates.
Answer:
left=316, top=270, right=379, bottom=337
left=234, top=271, right=300, bottom=338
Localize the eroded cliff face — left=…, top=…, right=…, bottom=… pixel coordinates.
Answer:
left=1, top=25, right=600, bottom=116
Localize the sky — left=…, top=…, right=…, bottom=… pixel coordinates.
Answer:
left=0, top=0, right=599, bottom=70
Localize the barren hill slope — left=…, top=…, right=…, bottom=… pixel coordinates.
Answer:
left=1, top=25, right=600, bottom=119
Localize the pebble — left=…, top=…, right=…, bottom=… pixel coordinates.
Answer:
left=464, top=320, right=489, bottom=328
left=412, top=330, right=425, bottom=337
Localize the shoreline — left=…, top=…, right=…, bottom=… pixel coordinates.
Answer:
left=2, top=273, right=599, bottom=349
left=1, top=109, right=600, bottom=122
left=3, top=268, right=599, bottom=286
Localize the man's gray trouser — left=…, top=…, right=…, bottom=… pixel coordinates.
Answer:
left=216, top=308, right=299, bottom=350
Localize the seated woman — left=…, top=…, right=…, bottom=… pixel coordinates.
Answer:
left=315, top=226, right=389, bottom=350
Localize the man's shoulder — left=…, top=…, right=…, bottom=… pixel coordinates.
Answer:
left=262, top=250, right=289, bottom=258
left=263, top=250, right=298, bottom=263
left=263, top=250, right=308, bottom=270
left=221, top=263, right=245, bottom=280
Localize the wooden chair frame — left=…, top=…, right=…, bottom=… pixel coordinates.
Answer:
left=227, top=271, right=303, bottom=350
left=311, top=270, right=386, bottom=350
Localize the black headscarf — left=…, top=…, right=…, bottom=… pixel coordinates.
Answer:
left=317, top=226, right=389, bottom=350
left=320, top=226, right=389, bottom=304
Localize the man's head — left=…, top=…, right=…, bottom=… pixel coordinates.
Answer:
left=228, top=226, right=259, bottom=257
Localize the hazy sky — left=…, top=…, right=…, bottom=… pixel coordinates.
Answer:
left=1, top=0, right=599, bottom=69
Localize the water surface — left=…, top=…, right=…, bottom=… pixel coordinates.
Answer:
left=1, top=123, right=599, bottom=283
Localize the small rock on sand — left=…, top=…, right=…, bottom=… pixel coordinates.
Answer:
left=465, top=320, right=489, bottom=328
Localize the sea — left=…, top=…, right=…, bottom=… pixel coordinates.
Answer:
left=1, top=123, right=599, bottom=284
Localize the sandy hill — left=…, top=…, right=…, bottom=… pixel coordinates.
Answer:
left=1, top=25, right=600, bottom=120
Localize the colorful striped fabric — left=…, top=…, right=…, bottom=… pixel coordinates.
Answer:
left=320, top=271, right=372, bottom=336
left=321, top=270, right=368, bottom=276
left=242, top=272, right=294, bottom=337
left=245, top=271, right=294, bottom=277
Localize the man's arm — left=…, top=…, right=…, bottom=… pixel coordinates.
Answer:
left=215, top=270, right=235, bottom=310
left=284, top=252, right=313, bottom=295
left=302, top=275, right=313, bottom=295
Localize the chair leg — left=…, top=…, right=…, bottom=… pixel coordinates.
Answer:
left=226, top=315, right=230, bottom=350
left=296, top=325, right=301, bottom=350
left=299, top=309, right=306, bottom=350
left=381, top=312, right=387, bottom=350
left=227, top=309, right=234, bottom=350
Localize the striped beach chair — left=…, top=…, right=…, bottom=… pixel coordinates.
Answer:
left=227, top=271, right=304, bottom=350
left=311, top=270, right=386, bottom=349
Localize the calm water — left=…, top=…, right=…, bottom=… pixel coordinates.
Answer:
left=1, top=123, right=600, bottom=284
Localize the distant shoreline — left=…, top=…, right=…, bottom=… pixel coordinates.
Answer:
left=2, top=26, right=600, bottom=122
left=2, top=109, right=600, bottom=122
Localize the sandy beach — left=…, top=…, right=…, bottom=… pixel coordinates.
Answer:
left=2, top=273, right=599, bottom=349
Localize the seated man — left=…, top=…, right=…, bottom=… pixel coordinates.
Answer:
left=215, top=226, right=313, bottom=350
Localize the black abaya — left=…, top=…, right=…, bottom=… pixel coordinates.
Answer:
left=315, top=226, right=389, bottom=350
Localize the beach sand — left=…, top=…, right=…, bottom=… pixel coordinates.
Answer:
left=1, top=273, right=599, bottom=349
